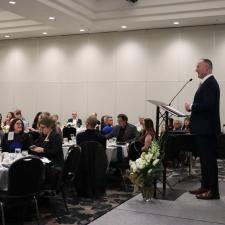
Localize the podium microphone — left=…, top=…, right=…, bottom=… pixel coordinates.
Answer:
left=168, top=78, right=193, bottom=106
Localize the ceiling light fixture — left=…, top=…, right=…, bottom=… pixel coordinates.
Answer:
left=9, top=1, right=16, bottom=4
left=121, top=25, right=127, bottom=29
left=80, top=29, right=85, bottom=32
left=48, top=16, right=55, bottom=20
left=173, top=21, right=180, bottom=25
left=4, top=35, right=11, bottom=38
left=42, top=32, right=48, bottom=35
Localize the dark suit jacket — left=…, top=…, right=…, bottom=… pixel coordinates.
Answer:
left=190, top=76, right=221, bottom=135
left=67, top=118, right=82, bottom=128
left=76, top=129, right=106, bottom=149
left=2, top=132, right=30, bottom=153
left=106, top=123, right=138, bottom=142
left=32, top=130, right=64, bottom=168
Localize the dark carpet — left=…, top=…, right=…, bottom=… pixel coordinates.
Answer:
left=22, top=188, right=136, bottom=225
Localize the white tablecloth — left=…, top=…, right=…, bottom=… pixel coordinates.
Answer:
left=106, top=143, right=129, bottom=163
left=0, top=154, right=50, bottom=191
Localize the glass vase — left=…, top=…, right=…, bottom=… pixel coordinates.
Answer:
left=140, top=185, right=153, bottom=202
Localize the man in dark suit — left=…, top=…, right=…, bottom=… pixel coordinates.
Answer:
left=67, top=112, right=82, bottom=128
left=106, top=114, right=138, bottom=143
left=76, top=115, right=106, bottom=149
left=185, top=59, right=221, bottom=200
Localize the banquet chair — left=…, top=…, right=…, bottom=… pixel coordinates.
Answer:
left=58, top=145, right=81, bottom=211
left=62, top=126, right=76, bottom=140
left=0, top=156, right=44, bottom=225
left=76, top=141, right=107, bottom=198
left=109, top=145, right=131, bottom=191
left=128, top=140, right=144, bottom=161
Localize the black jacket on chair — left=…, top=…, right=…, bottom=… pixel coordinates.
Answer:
left=76, top=141, right=107, bottom=198
left=77, top=129, right=106, bottom=149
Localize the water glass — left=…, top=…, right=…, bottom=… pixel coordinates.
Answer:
left=15, top=148, right=21, bottom=154
left=63, top=138, right=68, bottom=144
left=22, top=150, right=28, bottom=157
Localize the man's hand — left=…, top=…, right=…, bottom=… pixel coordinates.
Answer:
left=185, top=102, right=191, bottom=112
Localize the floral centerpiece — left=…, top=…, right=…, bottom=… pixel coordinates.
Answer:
left=129, top=139, right=162, bottom=201
left=2, top=125, right=9, bottom=133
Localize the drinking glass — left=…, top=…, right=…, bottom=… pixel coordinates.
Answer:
left=15, top=148, right=21, bottom=154
left=22, top=150, right=28, bottom=157
left=63, top=138, right=68, bottom=144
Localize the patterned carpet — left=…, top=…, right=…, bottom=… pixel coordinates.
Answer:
left=5, top=186, right=134, bottom=225
left=4, top=159, right=225, bottom=225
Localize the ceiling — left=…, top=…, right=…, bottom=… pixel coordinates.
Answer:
left=1, top=0, right=225, bottom=40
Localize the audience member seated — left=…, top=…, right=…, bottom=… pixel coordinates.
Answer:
left=29, top=112, right=42, bottom=143
left=173, top=119, right=182, bottom=131
left=51, top=114, right=63, bottom=137
left=182, top=117, right=190, bottom=131
left=168, top=117, right=174, bottom=131
left=102, top=116, right=113, bottom=135
left=107, top=114, right=138, bottom=143
left=67, top=112, right=82, bottom=128
left=139, top=118, right=155, bottom=152
left=31, top=112, right=42, bottom=130
left=14, top=109, right=29, bottom=132
left=30, top=116, right=64, bottom=188
left=77, top=115, right=106, bottom=149
left=2, top=112, right=15, bottom=133
left=100, top=115, right=108, bottom=131
left=30, top=116, right=64, bottom=167
left=1, top=118, right=30, bottom=152
left=136, top=116, right=145, bottom=133
left=2, top=112, right=15, bottom=126
left=91, top=112, right=101, bottom=130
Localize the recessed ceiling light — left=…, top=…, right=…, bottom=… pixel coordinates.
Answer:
left=80, top=29, right=85, bottom=32
left=121, top=25, right=127, bottom=29
left=173, top=21, right=180, bottom=25
left=42, top=32, right=48, bottom=35
left=4, top=35, right=11, bottom=38
left=9, top=1, right=16, bottom=4
left=48, top=16, right=55, bottom=20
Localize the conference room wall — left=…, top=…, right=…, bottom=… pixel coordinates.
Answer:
left=0, top=25, right=225, bottom=127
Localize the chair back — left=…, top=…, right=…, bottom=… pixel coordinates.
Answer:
left=61, top=145, right=81, bottom=183
left=62, top=127, right=76, bottom=140
left=76, top=141, right=107, bottom=198
left=8, top=156, right=44, bottom=196
left=128, top=141, right=143, bottom=161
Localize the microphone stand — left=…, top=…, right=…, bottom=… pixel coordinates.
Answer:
left=168, top=79, right=192, bottom=106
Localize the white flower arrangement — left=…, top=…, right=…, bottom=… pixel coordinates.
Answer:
left=129, top=139, right=162, bottom=191
left=2, top=125, right=10, bottom=133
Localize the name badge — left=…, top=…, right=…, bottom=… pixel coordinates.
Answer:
left=8, top=132, right=14, bottom=141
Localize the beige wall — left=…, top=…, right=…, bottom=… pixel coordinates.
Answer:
left=0, top=25, right=225, bottom=127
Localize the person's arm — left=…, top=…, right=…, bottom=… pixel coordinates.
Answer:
left=142, top=134, right=152, bottom=152
left=1, top=134, right=9, bottom=152
left=22, top=133, right=31, bottom=150
left=192, top=82, right=218, bottom=113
